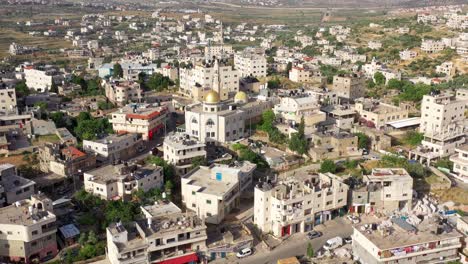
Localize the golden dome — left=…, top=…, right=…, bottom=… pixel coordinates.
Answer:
left=234, top=91, right=248, bottom=103
left=205, top=90, right=220, bottom=104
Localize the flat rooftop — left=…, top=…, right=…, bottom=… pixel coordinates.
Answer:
left=355, top=216, right=463, bottom=251
left=366, top=168, right=413, bottom=182
left=113, top=103, right=167, bottom=117
left=88, top=133, right=139, bottom=145
left=183, top=162, right=255, bottom=197
left=0, top=198, right=55, bottom=225
left=86, top=163, right=161, bottom=184
left=164, top=132, right=205, bottom=150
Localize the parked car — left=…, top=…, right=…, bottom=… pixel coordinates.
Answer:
left=236, top=248, right=253, bottom=258
left=344, top=236, right=352, bottom=244
left=323, top=236, right=343, bottom=250
left=346, top=215, right=360, bottom=224
left=307, top=230, right=323, bottom=239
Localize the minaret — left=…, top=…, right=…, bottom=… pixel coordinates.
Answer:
left=220, top=22, right=224, bottom=44
left=212, top=59, right=221, bottom=95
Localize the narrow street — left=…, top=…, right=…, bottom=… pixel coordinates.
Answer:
left=211, top=217, right=353, bottom=264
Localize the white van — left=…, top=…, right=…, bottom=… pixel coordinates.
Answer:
left=323, top=236, right=343, bottom=250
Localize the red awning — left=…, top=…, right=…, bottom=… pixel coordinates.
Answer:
left=156, top=253, right=198, bottom=264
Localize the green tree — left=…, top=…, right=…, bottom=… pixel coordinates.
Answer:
left=147, top=73, right=174, bottom=91
left=15, top=81, right=30, bottom=97
left=164, top=180, right=174, bottom=194
left=267, top=77, right=281, bottom=89
left=147, top=156, right=175, bottom=183
left=354, top=133, right=370, bottom=149
left=113, top=63, right=123, bottom=78
left=260, top=109, right=276, bottom=132
left=78, top=232, right=87, bottom=246
left=289, top=117, right=308, bottom=155
left=49, top=81, right=58, bottom=93
left=285, top=62, right=293, bottom=74
left=87, top=231, right=98, bottom=245
left=320, top=159, right=337, bottom=173
left=191, top=156, right=207, bottom=169
left=307, top=242, right=314, bottom=258
left=404, top=131, right=424, bottom=146
left=374, top=72, right=386, bottom=86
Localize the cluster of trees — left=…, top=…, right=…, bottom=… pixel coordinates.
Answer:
left=73, top=189, right=140, bottom=232
left=74, top=112, right=113, bottom=141
left=354, top=133, right=370, bottom=149
left=259, top=110, right=287, bottom=144
left=57, top=230, right=106, bottom=264
left=301, top=45, right=321, bottom=57
left=232, top=143, right=269, bottom=169
left=379, top=155, right=429, bottom=178
left=146, top=156, right=175, bottom=193
left=289, top=117, right=308, bottom=155
left=146, top=73, right=174, bottom=91
left=403, top=131, right=424, bottom=146
left=70, top=75, right=103, bottom=96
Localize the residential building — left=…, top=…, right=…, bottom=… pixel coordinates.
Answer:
left=204, top=45, right=234, bottom=58
left=352, top=216, right=462, bottom=264
left=163, top=132, right=206, bottom=176
left=234, top=50, right=267, bottom=78
left=106, top=202, right=207, bottom=264
left=84, top=162, right=163, bottom=201
left=185, top=90, right=272, bottom=144
left=289, top=67, right=313, bottom=83
left=254, top=172, right=348, bottom=237
left=83, top=133, right=144, bottom=163
left=399, top=49, right=418, bottom=60
left=110, top=103, right=168, bottom=140
left=156, top=65, right=178, bottom=81
left=410, top=91, right=467, bottom=165
left=181, top=162, right=256, bottom=224
left=363, top=59, right=402, bottom=84
left=350, top=168, right=413, bottom=215
left=368, top=41, right=382, bottom=50
left=320, top=105, right=356, bottom=130
left=23, top=66, right=64, bottom=92
left=309, top=131, right=359, bottom=162
left=103, top=80, right=143, bottom=106
left=355, top=99, right=409, bottom=129
left=38, top=143, right=96, bottom=177
left=179, top=59, right=239, bottom=101
left=436, top=61, right=455, bottom=76
left=450, top=145, right=468, bottom=183
left=0, top=194, right=58, bottom=264
left=274, top=97, right=326, bottom=126
left=421, top=39, right=446, bottom=53
left=0, top=87, right=17, bottom=114
left=239, top=76, right=261, bottom=93
left=332, top=74, right=366, bottom=101
left=0, top=164, right=36, bottom=207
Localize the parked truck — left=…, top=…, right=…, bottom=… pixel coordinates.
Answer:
left=323, top=236, right=343, bottom=250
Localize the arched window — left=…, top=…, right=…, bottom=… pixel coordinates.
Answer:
left=191, top=117, right=198, bottom=124
left=206, top=119, right=215, bottom=126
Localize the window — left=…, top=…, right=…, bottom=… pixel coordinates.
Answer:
left=206, top=200, right=212, bottom=204
left=32, top=230, right=38, bottom=236
left=206, top=119, right=215, bottom=126
left=192, top=191, right=196, bottom=195
left=386, top=194, right=391, bottom=198
left=207, top=212, right=212, bottom=217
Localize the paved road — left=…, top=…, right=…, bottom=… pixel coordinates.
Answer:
left=213, top=217, right=353, bottom=264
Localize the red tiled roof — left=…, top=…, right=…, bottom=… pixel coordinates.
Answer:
left=62, top=146, right=86, bottom=160
left=156, top=253, right=198, bottom=264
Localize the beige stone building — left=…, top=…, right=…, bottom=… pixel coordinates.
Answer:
left=185, top=90, right=272, bottom=144
left=289, top=67, right=313, bottom=83
left=274, top=96, right=326, bottom=126
left=104, top=80, right=143, bottom=106
left=179, top=59, right=239, bottom=101
left=309, top=131, right=359, bottom=162
left=332, top=75, right=366, bottom=101
left=38, top=144, right=96, bottom=177
left=352, top=216, right=462, bottom=264
left=163, top=132, right=207, bottom=176
left=110, top=104, right=168, bottom=141
left=355, top=99, right=409, bottom=129
left=350, top=168, right=413, bottom=215
left=0, top=87, right=17, bottom=114
left=234, top=50, right=267, bottom=78
left=254, top=172, right=348, bottom=237
left=0, top=164, right=36, bottom=207
left=410, top=91, right=467, bottom=165
left=421, top=39, right=446, bottom=53
left=84, top=162, right=163, bottom=201
left=450, top=145, right=468, bottom=183
left=83, top=133, right=144, bottom=163
left=0, top=194, right=58, bottom=264
left=181, top=162, right=256, bottom=224
left=107, top=202, right=207, bottom=264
